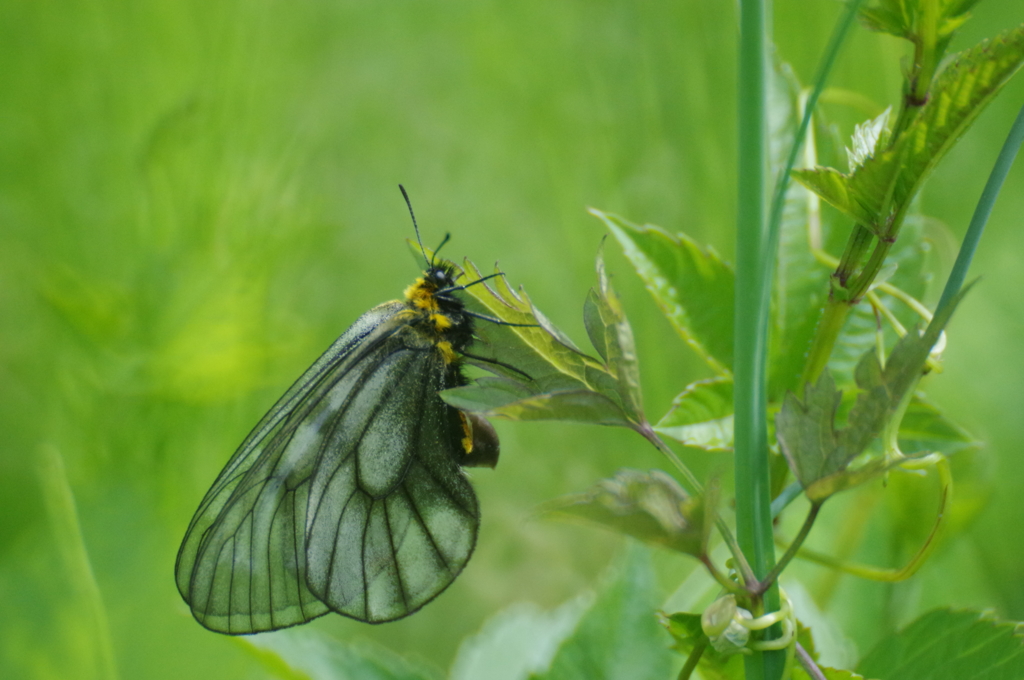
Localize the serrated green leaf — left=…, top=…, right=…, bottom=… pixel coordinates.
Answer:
left=847, top=108, right=892, bottom=171
left=438, top=256, right=642, bottom=428
left=880, top=23, right=1024, bottom=212
left=531, top=544, right=673, bottom=680
left=859, top=0, right=983, bottom=47
left=592, top=209, right=735, bottom=373
left=584, top=252, right=644, bottom=421
left=450, top=386, right=632, bottom=426
left=661, top=611, right=705, bottom=649
left=455, top=257, right=611, bottom=386
left=777, top=371, right=847, bottom=488
left=792, top=166, right=877, bottom=226
left=656, top=378, right=734, bottom=451
left=245, top=628, right=439, bottom=680
left=859, top=5, right=910, bottom=38
left=778, top=289, right=967, bottom=499
left=856, top=609, right=1024, bottom=680
left=540, top=469, right=713, bottom=558
left=799, top=25, right=1024, bottom=228
left=810, top=137, right=908, bottom=231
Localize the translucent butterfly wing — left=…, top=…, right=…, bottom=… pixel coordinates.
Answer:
left=175, top=302, right=404, bottom=632
left=304, top=345, right=479, bottom=622
left=175, top=301, right=481, bottom=633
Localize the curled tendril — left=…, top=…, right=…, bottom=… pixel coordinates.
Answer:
left=701, top=590, right=795, bottom=655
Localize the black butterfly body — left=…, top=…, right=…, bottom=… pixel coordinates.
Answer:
left=175, top=261, right=498, bottom=634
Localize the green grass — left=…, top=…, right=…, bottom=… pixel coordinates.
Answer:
left=2, top=1, right=1023, bottom=678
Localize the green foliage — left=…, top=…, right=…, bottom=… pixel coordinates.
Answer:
left=792, top=166, right=881, bottom=228
left=860, top=0, right=982, bottom=55
left=584, top=254, right=646, bottom=423
left=246, top=629, right=440, bottom=680
left=856, top=609, right=1024, bottom=679
left=441, top=256, right=645, bottom=428
left=449, top=599, right=591, bottom=680
left=593, top=209, right=735, bottom=374
left=827, top=215, right=932, bottom=388
left=769, top=64, right=836, bottom=398
left=662, top=610, right=745, bottom=680
left=662, top=612, right=824, bottom=680
left=777, top=289, right=966, bottom=499
left=656, top=378, right=735, bottom=451
left=531, top=545, right=673, bottom=680
left=540, top=469, right=715, bottom=559
left=5, top=0, right=1024, bottom=678
left=795, top=24, right=1024, bottom=232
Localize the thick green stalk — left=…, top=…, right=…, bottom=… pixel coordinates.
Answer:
left=735, top=0, right=780, bottom=676
left=848, top=238, right=892, bottom=300
left=892, top=1, right=940, bottom=139
left=800, top=298, right=849, bottom=387
left=833, top=224, right=873, bottom=290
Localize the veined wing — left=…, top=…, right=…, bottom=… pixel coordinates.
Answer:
left=175, top=301, right=412, bottom=633
left=304, top=336, right=479, bottom=622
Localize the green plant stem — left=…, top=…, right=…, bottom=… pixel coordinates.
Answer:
left=804, top=206, right=908, bottom=386
left=833, top=223, right=873, bottom=288
left=736, top=0, right=781, bottom=675
left=847, top=237, right=892, bottom=300
left=769, top=481, right=803, bottom=518
left=799, top=0, right=952, bottom=388
left=795, top=643, right=827, bottom=680
left=800, top=219, right=873, bottom=387
left=891, top=5, right=939, bottom=140
left=778, top=456, right=952, bottom=582
left=702, top=555, right=746, bottom=596
left=678, top=639, right=707, bottom=680
left=756, top=502, right=822, bottom=595
left=638, top=423, right=704, bottom=493
left=640, top=424, right=757, bottom=588
left=734, top=0, right=771, bottom=589
left=800, top=298, right=850, bottom=386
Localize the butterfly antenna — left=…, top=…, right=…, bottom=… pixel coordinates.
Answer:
left=433, top=233, right=452, bottom=263
left=399, top=184, right=430, bottom=269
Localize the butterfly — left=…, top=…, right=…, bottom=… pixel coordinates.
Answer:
left=175, top=186, right=513, bottom=634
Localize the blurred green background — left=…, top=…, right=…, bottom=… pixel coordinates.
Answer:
left=2, top=1, right=1023, bottom=678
